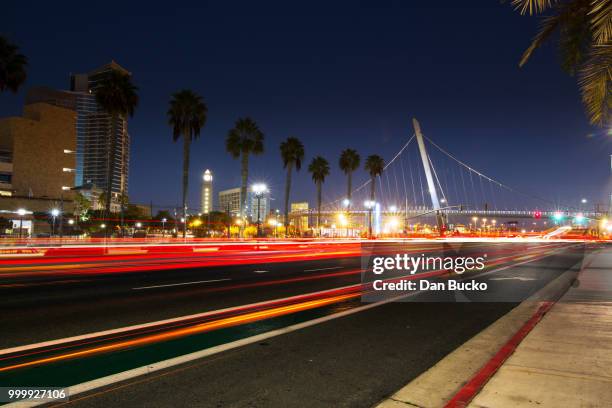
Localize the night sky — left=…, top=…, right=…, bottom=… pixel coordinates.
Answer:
left=2, top=1, right=610, bottom=212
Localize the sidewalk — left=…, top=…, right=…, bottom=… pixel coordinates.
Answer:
left=467, top=246, right=612, bottom=407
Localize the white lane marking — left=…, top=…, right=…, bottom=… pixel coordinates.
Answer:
left=0, top=283, right=364, bottom=357
left=132, top=278, right=231, bottom=290
left=253, top=270, right=270, bottom=274
left=471, top=244, right=581, bottom=280
left=303, top=266, right=343, bottom=272
left=5, top=290, right=422, bottom=408
left=490, top=277, right=537, bottom=281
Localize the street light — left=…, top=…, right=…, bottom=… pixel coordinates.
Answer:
left=135, top=222, right=142, bottom=228
left=16, top=208, right=27, bottom=238
left=161, top=218, right=167, bottom=237
left=581, top=198, right=587, bottom=204
left=252, top=183, right=268, bottom=237
left=50, top=208, right=60, bottom=236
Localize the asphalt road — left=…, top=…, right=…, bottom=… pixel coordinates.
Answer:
left=0, top=241, right=590, bottom=407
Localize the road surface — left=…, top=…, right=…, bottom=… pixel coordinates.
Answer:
left=0, top=240, right=592, bottom=407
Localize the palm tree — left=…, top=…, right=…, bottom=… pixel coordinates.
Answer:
left=168, top=90, right=208, bottom=237
left=308, top=156, right=330, bottom=234
left=364, top=155, right=385, bottom=238
left=509, top=0, right=611, bottom=126
left=0, top=36, right=27, bottom=93
left=339, top=149, right=360, bottom=206
left=96, top=71, right=138, bottom=221
left=226, top=118, right=264, bottom=225
left=280, top=137, right=305, bottom=232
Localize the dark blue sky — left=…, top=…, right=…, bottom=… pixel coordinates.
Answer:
left=2, top=1, right=610, bottom=212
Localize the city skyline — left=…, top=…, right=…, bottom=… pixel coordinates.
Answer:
left=1, top=2, right=610, bottom=212
left=0, top=3, right=611, bottom=407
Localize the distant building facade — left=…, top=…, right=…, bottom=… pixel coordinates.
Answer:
left=291, top=202, right=309, bottom=231
left=219, top=187, right=241, bottom=216
left=26, top=61, right=132, bottom=212
left=201, top=170, right=213, bottom=214
left=0, top=103, right=76, bottom=213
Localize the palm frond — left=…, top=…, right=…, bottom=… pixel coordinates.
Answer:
left=578, top=44, right=612, bottom=126
left=520, top=14, right=563, bottom=66
left=558, top=3, right=592, bottom=75
left=589, top=0, right=612, bottom=44
left=512, top=0, right=556, bottom=15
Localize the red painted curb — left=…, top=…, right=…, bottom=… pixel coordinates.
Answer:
left=444, top=300, right=554, bottom=408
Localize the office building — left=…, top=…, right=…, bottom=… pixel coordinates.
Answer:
left=201, top=169, right=213, bottom=214
left=219, top=187, right=241, bottom=216
left=0, top=102, right=76, bottom=213
left=26, top=61, right=132, bottom=212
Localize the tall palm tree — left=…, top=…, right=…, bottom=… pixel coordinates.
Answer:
left=226, top=118, right=264, bottom=225
left=364, top=155, right=385, bottom=238
left=168, top=90, right=208, bottom=237
left=308, top=156, right=330, bottom=234
left=96, top=70, right=138, bottom=220
left=0, top=36, right=27, bottom=93
left=280, top=137, right=305, bottom=232
left=339, top=149, right=360, bottom=206
left=509, top=0, right=611, bottom=126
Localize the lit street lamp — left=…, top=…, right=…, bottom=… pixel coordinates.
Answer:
left=17, top=208, right=27, bottom=238
left=50, top=208, right=60, bottom=236
left=161, top=218, right=167, bottom=237
left=252, top=183, right=268, bottom=238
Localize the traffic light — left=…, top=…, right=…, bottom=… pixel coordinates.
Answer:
left=534, top=211, right=542, bottom=219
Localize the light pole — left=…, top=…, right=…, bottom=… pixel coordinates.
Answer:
left=50, top=208, right=60, bottom=237
left=275, top=209, right=280, bottom=238
left=17, top=208, right=27, bottom=238
left=161, top=218, right=167, bottom=237
left=365, top=200, right=375, bottom=238
left=252, top=183, right=267, bottom=238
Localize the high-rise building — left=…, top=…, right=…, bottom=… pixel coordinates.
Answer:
left=26, top=61, right=132, bottom=212
left=201, top=169, right=213, bottom=214
left=219, top=187, right=241, bottom=216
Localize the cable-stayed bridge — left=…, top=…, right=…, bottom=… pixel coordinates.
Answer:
left=293, top=118, right=608, bottom=232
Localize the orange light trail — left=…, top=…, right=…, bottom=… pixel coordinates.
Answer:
left=0, top=292, right=359, bottom=373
